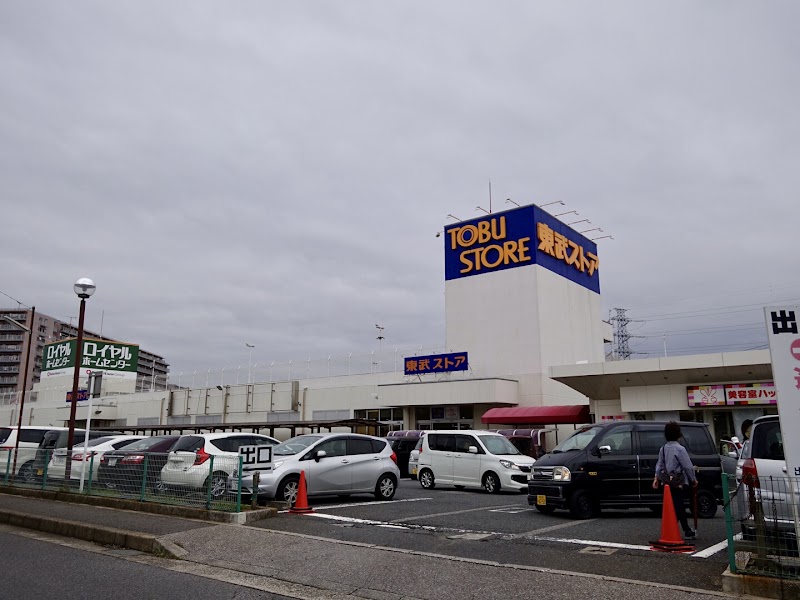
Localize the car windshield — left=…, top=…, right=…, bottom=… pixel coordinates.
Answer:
left=552, top=426, right=604, bottom=453
left=85, top=437, right=115, bottom=447
left=273, top=435, right=323, bottom=456
left=478, top=435, right=522, bottom=456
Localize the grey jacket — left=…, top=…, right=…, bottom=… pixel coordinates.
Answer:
left=655, top=441, right=696, bottom=486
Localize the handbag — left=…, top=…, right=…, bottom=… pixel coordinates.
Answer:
left=657, top=446, right=684, bottom=488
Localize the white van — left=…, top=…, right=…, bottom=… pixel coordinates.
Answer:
left=0, top=426, right=69, bottom=482
left=417, top=430, right=536, bottom=493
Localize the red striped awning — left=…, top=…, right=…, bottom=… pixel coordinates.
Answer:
left=481, top=405, right=590, bottom=425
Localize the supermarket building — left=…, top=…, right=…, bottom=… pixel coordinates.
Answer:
left=0, top=204, right=777, bottom=446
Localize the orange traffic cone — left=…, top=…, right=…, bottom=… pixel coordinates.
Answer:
left=650, top=484, right=695, bottom=553
left=288, top=470, right=313, bottom=514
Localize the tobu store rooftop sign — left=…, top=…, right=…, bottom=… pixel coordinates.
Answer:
left=443, top=204, right=600, bottom=293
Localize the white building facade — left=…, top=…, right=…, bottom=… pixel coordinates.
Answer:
left=5, top=203, right=769, bottom=446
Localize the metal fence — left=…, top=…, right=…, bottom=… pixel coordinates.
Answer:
left=1, top=448, right=244, bottom=512
left=722, top=473, right=800, bottom=580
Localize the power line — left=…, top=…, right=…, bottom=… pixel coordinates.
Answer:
left=0, top=289, right=31, bottom=309
left=631, top=297, right=800, bottom=321
left=622, top=281, right=800, bottom=312
left=638, top=340, right=768, bottom=355
left=637, top=325, right=764, bottom=338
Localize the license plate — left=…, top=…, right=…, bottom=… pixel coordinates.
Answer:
left=108, top=458, right=117, bottom=467
left=36, top=469, right=43, bottom=476
left=536, top=495, right=546, bottom=506
left=411, top=467, right=417, bottom=475
left=54, top=457, right=64, bottom=464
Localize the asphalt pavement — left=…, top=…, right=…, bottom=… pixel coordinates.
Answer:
left=1, top=530, right=291, bottom=600
left=0, top=483, right=744, bottom=600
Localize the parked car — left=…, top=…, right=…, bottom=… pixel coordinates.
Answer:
left=161, top=432, right=278, bottom=498
left=738, top=415, right=798, bottom=553
left=32, top=428, right=121, bottom=479
left=0, top=426, right=69, bottom=482
left=97, top=435, right=182, bottom=493
left=46, top=435, right=146, bottom=482
left=491, top=429, right=553, bottom=459
left=408, top=436, right=424, bottom=480
left=416, top=430, right=536, bottom=493
left=527, top=420, right=723, bottom=519
left=235, top=433, right=400, bottom=505
left=387, top=430, right=424, bottom=478
left=719, top=438, right=741, bottom=476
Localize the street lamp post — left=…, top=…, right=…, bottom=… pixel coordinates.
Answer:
left=2, top=307, right=35, bottom=480
left=65, top=278, right=95, bottom=482
left=245, top=343, right=255, bottom=384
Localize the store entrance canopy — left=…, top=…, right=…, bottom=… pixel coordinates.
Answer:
left=481, top=405, right=590, bottom=426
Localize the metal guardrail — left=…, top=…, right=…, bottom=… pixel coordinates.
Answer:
left=1, top=449, right=244, bottom=512
left=723, top=473, right=800, bottom=579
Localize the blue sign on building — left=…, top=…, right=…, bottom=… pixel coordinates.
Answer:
left=65, top=388, right=89, bottom=403
left=405, top=352, right=469, bottom=376
left=443, top=204, right=600, bottom=294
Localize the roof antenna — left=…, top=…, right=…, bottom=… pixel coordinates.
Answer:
left=488, top=178, right=492, bottom=214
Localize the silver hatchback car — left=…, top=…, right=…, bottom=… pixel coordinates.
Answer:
left=234, top=433, right=400, bottom=505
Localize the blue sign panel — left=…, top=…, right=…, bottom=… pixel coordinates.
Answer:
left=65, top=388, right=89, bottom=403
left=443, top=204, right=600, bottom=293
left=405, top=352, right=468, bottom=376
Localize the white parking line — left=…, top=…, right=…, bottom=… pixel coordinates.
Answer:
left=516, top=518, right=599, bottom=537
left=397, top=504, right=521, bottom=522
left=278, top=497, right=432, bottom=513
left=691, top=534, right=741, bottom=559
left=535, top=536, right=653, bottom=552
left=307, top=511, right=508, bottom=536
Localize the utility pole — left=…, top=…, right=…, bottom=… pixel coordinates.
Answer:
left=375, top=324, right=385, bottom=353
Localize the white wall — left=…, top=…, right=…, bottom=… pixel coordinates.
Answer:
left=445, top=263, right=602, bottom=407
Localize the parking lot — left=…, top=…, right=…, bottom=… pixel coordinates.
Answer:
left=256, top=479, right=732, bottom=591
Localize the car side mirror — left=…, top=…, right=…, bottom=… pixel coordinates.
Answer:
left=468, top=446, right=478, bottom=454
left=598, top=445, right=611, bottom=455
left=315, top=450, right=327, bottom=462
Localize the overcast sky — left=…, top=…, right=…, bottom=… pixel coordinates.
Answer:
left=2, top=2, right=798, bottom=378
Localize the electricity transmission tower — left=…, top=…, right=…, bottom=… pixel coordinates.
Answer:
left=609, top=308, right=644, bottom=360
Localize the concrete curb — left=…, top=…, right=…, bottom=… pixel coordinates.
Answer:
left=0, top=485, right=277, bottom=524
left=0, top=507, right=182, bottom=558
left=721, top=566, right=800, bottom=599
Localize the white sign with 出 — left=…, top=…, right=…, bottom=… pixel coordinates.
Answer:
left=238, top=445, right=272, bottom=472
left=764, top=306, right=800, bottom=479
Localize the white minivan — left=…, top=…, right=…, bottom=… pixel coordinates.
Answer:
left=417, top=430, right=535, bottom=493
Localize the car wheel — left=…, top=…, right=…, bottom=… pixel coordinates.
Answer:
left=568, top=490, right=594, bottom=519
left=19, top=461, right=35, bottom=483
left=277, top=476, right=300, bottom=505
left=150, top=477, right=167, bottom=495
left=696, top=489, right=718, bottom=519
left=419, top=469, right=435, bottom=489
left=375, top=474, right=397, bottom=500
left=535, top=504, right=557, bottom=515
left=483, top=472, right=501, bottom=494
left=207, top=471, right=229, bottom=499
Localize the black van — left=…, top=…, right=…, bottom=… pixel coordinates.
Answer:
left=32, top=428, right=121, bottom=478
left=527, top=421, right=723, bottom=519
